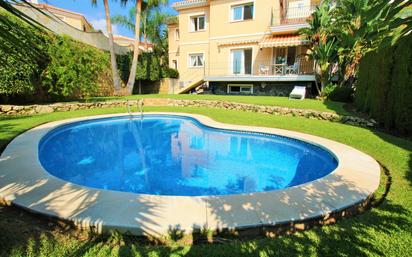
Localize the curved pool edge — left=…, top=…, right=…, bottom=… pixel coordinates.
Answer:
left=0, top=112, right=381, bottom=236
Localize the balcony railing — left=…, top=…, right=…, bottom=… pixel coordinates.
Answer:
left=258, top=59, right=314, bottom=76
left=271, top=5, right=317, bottom=26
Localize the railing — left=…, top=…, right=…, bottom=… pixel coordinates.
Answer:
left=175, top=59, right=314, bottom=87
left=271, top=5, right=317, bottom=26
left=259, top=60, right=314, bottom=76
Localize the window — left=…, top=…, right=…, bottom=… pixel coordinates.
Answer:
left=227, top=84, right=253, bottom=94
left=175, top=28, right=180, bottom=40
left=231, top=48, right=252, bottom=75
left=273, top=47, right=296, bottom=65
left=189, top=53, right=204, bottom=67
left=231, top=3, right=254, bottom=21
left=172, top=59, right=178, bottom=69
left=190, top=15, right=205, bottom=32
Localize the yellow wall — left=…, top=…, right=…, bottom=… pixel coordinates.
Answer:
left=168, top=0, right=314, bottom=87
left=209, top=0, right=276, bottom=38
left=50, top=11, right=93, bottom=32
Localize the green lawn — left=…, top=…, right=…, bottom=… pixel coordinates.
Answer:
left=0, top=106, right=411, bottom=257
left=90, top=94, right=351, bottom=115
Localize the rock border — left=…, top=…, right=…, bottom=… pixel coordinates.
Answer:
left=0, top=98, right=377, bottom=127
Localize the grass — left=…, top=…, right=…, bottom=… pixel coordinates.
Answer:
left=89, top=94, right=351, bottom=115
left=0, top=106, right=411, bottom=257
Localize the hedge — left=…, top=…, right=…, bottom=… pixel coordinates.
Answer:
left=355, top=34, right=412, bottom=135
left=0, top=11, right=113, bottom=103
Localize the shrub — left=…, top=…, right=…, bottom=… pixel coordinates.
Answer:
left=328, top=86, right=354, bottom=103
left=117, top=54, right=132, bottom=83
left=0, top=10, right=49, bottom=97
left=0, top=11, right=114, bottom=103
left=41, top=36, right=110, bottom=100
left=136, top=52, right=162, bottom=82
left=355, top=33, right=412, bottom=135
left=321, top=83, right=336, bottom=97
left=163, top=68, right=179, bottom=79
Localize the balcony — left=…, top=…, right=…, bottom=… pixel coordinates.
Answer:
left=265, top=58, right=314, bottom=76
left=204, top=58, right=315, bottom=83
left=270, top=5, right=317, bottom=34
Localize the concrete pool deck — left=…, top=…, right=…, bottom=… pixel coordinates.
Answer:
left=0, top=112, right=380, bottom=236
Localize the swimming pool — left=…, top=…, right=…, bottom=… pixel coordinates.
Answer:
left=0, top=113, right=380, bottom=235
left=39, top=115, right=338, bottom=196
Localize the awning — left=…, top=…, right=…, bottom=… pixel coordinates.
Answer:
left=217, top=39, right=260, bottom=47
left=259, top=35, right=309, bottom=48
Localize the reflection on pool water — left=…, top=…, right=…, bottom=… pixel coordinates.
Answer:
left=39, top=115, right=338, bottom=196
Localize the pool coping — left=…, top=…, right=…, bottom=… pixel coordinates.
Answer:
left=0, top=112, right=381, bottom=236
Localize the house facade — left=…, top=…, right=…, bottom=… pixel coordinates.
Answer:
left=27, top=2, right=94, bottom=32
left=168, top=0, right=320, bottom=95
left=19, top=2, right=153, bottom=54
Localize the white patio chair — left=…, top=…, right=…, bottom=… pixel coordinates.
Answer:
left=289, top=86, right=306, bottom=100
left=259, top=64, right=270, bottom=75
left=285, top=60, right=301, bottom=75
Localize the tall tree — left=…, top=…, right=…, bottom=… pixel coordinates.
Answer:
left=300, top=0, right=337, bottom=94
left=300, top=0, right=412, bottom=94
left=126, top=0, right=142, bottom=94
left=333, top=0, right=412, bottom=87
left=97, top=0, right=122, bottom=92
left=112, top=0, right=167, bottom=94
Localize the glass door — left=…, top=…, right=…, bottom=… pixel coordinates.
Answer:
left=231, top=49, right=252, bottom=75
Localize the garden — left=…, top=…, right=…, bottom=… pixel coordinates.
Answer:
left=0, top=0, right=411, bottom=256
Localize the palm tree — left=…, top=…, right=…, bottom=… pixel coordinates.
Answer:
left=301, top=0, right=412, bottom=93
left=126, top=0, right=143, bottom=94
left=112, top=0, right=167, bottom=94
left=112, top=7, right=169, bottom=48
left=300, top=0, right=337, bottom=94
left=333, top=0, right=412, bottom=87
left=91, top=0, right=122, bottom=92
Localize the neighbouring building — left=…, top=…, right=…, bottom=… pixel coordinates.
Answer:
left=25, top=1, right=95, bottom=32
left=168, top=0, right=320, bottom=96
left=113, top=35, right=154, bottom=52
left=16, top=1, right=152, bottom=54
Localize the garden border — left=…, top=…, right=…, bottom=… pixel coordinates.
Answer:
left=0, top=98, right=377, bottom=127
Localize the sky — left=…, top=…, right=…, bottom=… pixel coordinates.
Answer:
left=38, top=0, right=178, bottom=37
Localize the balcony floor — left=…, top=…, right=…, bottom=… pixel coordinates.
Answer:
left=204, top=74, right=316, bottom=82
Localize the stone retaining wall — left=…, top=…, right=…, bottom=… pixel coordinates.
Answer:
left=0, top=98, right=377, bottom=127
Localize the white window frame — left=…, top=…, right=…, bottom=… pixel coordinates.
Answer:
left=189, top=14, right=206, bottom=32
left=229, top=47, right=254, bottom=75
left=175, top=28, right=180, bottom=41
left=188, top=53, right=204, bottom=68
left=227, top=84, right=254, bottom=94
left=172, top=59, right=178, bottom=69
left=230, top=1, right=255, bottom=22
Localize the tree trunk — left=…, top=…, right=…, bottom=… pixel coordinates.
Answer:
left=126, top=0, right=142, bottom=95
left=143, top=13, right=148, bottom=51
left=103, top=0, right=121, bottom=93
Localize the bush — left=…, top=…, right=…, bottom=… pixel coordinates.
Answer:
left=163, top=68, right=179, bottom=79
left=355, top=33, right=412, bottom=135
left=322, top=83, right=336, bottom=97
left=0, top=11, right=113, bottom=103
left=0, top=11, right=49, bottom=97
left=41, top=36, right=110, bottom=100
left=328, top=86, right=354, bottom=103
left=117, top=54, right=132, bottom=83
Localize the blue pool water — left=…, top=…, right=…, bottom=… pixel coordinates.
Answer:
left=39, top=115, right=338, bottom=196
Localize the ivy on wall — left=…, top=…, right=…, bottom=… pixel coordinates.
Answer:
left=0, top=10, right=112, bottom=103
